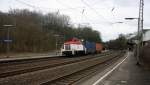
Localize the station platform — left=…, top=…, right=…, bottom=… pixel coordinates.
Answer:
left=77, top=52, right=150, bottom=85
left=0, top=52, right=61, bottom=62
left=100, top=52, right=150, bottom=85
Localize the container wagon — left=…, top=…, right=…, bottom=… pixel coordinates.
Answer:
left=84, top=41, right=96, bottom=54
left=96, top=43, right=103, bottom=53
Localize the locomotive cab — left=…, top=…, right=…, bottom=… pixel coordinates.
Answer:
left=61, top=38, right=86, bottom=56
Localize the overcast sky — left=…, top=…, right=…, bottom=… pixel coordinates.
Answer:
left=0, top=0, right=149, bottom=41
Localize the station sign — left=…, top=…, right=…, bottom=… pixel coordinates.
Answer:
left=4, top=40, right=12, bottom=43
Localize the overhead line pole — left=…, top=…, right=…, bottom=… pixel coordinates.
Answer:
left=137, top=0, right=144, bottom=65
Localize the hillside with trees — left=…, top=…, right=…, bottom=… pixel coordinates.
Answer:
left=105, top=34, right=128, bottom=50
left=0, top=9, right=102, bottom=53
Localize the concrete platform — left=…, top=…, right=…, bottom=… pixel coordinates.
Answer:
left=0, top=52, right=61, bottom=62
left=78, top=52, right=150, bottom=85
left=100, top=52, right=150, bottom=85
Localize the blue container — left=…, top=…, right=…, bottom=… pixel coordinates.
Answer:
left=84, top=41, right=96, bottom=54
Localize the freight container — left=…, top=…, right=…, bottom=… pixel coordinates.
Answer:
left=96, top=43, right=103, bottom=53
left=84, top=41, right=96, bottom=54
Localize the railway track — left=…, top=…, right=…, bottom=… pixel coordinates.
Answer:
left=0, top=51, right=113, bottom=78
left=43, top=52, right=125, bottom=85
left=0, top=51, right=125, bottom=85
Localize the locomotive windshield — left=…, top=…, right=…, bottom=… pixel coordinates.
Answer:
left=65, top=44, right=70, bottom=50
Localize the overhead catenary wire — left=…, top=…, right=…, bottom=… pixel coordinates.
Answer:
left=81, top=0, right=113, bottom=24
left=15, top=0, right=84, bottom=11
left=15, top=0, right=114, bottom=27
left=55, top=0, right=71, bottom=9
left=15, top=0, right=37, bottom=9
left=55, top=0, right=86, bottom=26
left=111, top=0, right=117, bottom=22
left=55, top=0, right=85, bottom=14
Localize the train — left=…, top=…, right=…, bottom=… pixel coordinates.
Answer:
left=61, top=38, right=103, bottom=56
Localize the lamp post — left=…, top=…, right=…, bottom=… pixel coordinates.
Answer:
left=125, top=18, right=139, bottom=20
left=114, top=22, right=124, bottom=24
left=111, top=22, right=124, bottom=25
left=54, top=34, right=59, bottom=55
left=3, top=25, right=14, bottom=58
left=54, top=34, right=65, bottom=55
left=125, top=18, right=140, bottom=64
